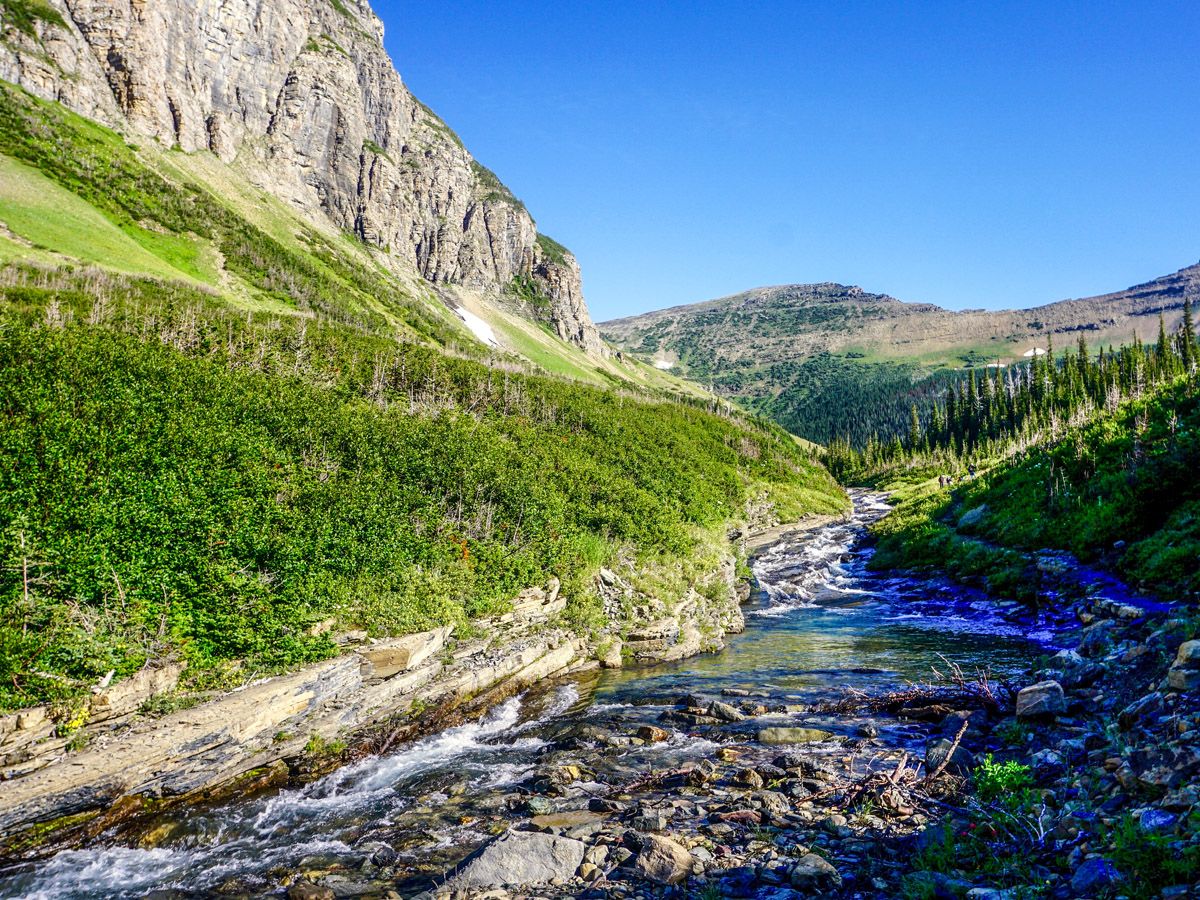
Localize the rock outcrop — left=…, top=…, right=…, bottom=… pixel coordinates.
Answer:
left=0, top=0, right=605, bottom=354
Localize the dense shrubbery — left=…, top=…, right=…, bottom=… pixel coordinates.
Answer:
left=0, top=80, right=846, bottom=712
left=0, top=271, right=844, bottom=710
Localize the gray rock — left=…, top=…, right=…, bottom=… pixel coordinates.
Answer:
left=1168, top=667, right=1200, bottom=691
left=1118, top=692, right=1162, bottom=729
left=1070, top=857, right=1121, bottom=894
left=1030, top=749, right=1064, bottom=778
left=925, top=738, right=976, bottom=776
left=1078, top=621, right=1118, bottom=658
left=632, top=811, right=669, bottom=832
left=1015, top=681, right=1066, bottom=718
left=631, top=833, right=694, bottom=885
left=758, top=727, right=834, bottom=745
left=448, top=830, right=586, bottom=889
left=958, top=505, right=988, bottom=529
left=706, top=700, right=745, bottom=722
left=1138, top=808, right=1177, bottom=833
left=790, top=852, right=842, bottom=890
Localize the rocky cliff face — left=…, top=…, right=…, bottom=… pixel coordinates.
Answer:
left=0, top=0, right=605, bottom=354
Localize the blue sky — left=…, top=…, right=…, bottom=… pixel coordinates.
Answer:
left=376, top=1, right=1200, bottom=321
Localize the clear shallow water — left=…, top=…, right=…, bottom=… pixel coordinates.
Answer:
left=0, top=492, right=1075, bottom=899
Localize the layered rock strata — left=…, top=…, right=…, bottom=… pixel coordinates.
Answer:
left=0, top=0, right=605, bottom=353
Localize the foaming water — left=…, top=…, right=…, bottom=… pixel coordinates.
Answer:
left=1, top=491, right=1102, bottom=898
left=1, top=688, right=578, bottom=900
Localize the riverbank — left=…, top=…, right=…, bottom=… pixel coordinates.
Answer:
left=7, top=494, right=1194, bottom=899
left=0, top=502, right=849, bottom=862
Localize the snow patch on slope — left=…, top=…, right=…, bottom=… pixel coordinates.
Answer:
left=454, top=306, right=498, bottom=347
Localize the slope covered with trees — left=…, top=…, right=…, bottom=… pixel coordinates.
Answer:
left=865, top=308, right=1200, bottom=601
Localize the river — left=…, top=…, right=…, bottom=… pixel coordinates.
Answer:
left=1, top=492, right=1069, bottom=899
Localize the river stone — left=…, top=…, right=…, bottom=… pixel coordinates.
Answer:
left=790, top=852, right=842, bottom=890
left=287, top=884, right=335, bottom=900
left=706, top=700, right=745, bottom=722
left=447, top=830, right=586, bottom=888
left=1168, top=640, right=1200, bottom=691
left=925, top=738, right=976, bottom=776
left=758, top=727, right=834, bottom=745
left=637, top=725, right=669, bottom=743
left=1016, top=680, right=1066, bottom=718
left=1070, top=857, right=1121, bottom=894
left=631, top=833, right=695, bottom=884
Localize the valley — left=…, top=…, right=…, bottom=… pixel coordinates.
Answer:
left=0, top=0, right=1197, bottom=898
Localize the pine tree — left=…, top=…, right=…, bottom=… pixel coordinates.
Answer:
left=908, top=403, right=922, bottom=451
left=1181, top=298, right=1196, bottom=372
left=1157, top=312, right=1170, bottom=375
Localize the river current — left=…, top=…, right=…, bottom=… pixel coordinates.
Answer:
left=1, top=492, right=1069, bottom=899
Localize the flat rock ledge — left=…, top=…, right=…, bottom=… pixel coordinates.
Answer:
left=0, top=581, right=583, bottom=843
left=0, top=528, right=769, bottom=851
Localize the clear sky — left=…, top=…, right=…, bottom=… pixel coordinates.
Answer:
left=376, top=0, right=1200, bottom=321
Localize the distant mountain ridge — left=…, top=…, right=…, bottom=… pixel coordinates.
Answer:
left=600, top=261, right=1200, bottom=444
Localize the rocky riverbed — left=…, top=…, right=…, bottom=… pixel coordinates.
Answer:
left=2, top=492, right=1197, bottom=899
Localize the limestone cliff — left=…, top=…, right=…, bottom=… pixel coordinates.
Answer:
left=0, top=0, right=606, bottom=354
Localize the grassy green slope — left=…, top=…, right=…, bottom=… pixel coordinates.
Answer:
left=0, top=78, right=716, bottom=398
left=871, top=377, right=1200, bottom=600
left=0, top=81, right=847, bottom=712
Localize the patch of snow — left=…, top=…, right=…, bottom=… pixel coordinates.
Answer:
left=653, top=359, right=674, bottom=370
left=454, top=307, right=498, bottom=347
left=1022, top=347, right=1047, bottom=357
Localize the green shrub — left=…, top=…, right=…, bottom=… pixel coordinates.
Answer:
left=1106, top=813, right=1200, bottom=900
left=974, top=754, right=1034, bottom=803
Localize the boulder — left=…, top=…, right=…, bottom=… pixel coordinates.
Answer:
left=1167, top=640, right=1200, bottom=691
left=1070, top=858, right=1121, bottom=894
left=631, top=833, right=695, bottom=885
left=1015, top=681, right=1066, bottom=718
left=447, top=830, right=586, bottom=889
left=1078, top=620, right=1118, bottom=658
left=1138, top=808, right=1177, bottom=833
left=957, top=505, right=988, bottom=529
left=599, top=638, right=623, bottom=669
left=790, top=852, right=842, bottom=890
left=925, top=738, right=976, bottom=776
left=706, top=700, right=745, bottom=722
left=636, top=725, right=669, bottom=743
left=758, top=727, right=834, bottom=745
